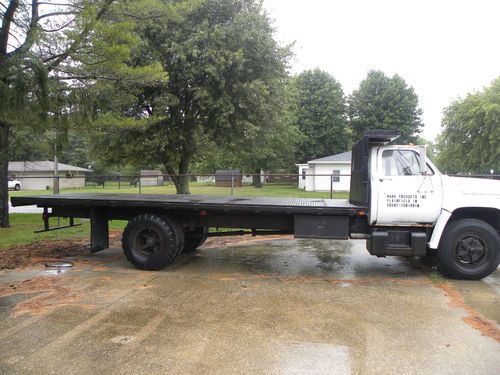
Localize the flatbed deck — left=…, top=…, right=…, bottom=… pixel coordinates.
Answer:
left=11, top=194, right=364, bottom=216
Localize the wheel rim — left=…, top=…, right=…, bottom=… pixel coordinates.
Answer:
left=134, top=228, right=161, bottom=257
left=453, top=234, right=488, bottom=267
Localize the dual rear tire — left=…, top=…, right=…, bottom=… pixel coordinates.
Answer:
left=122, top=214, right=207, bottom=270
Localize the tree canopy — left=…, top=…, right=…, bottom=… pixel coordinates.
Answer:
left=0, top=0, right=166, bottom=226
left=348, top=70, right=423, bottom=144
left=291, top=69, right=349, bottom=163
left=94, top=0, right=291, bottom=193
left=435, top=78, right=500, bottom=174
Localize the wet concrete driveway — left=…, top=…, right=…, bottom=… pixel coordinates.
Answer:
left=1, top=238, right=499, bottom=374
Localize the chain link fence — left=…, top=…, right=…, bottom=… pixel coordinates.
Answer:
left=9, top=173, right=352, bottom=213
left=9, top=172, right=500, bottom=214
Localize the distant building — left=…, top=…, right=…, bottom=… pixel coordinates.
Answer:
left=8, top=161, right=92, bottom=190
left=215, top=169, right=242, bottom=187
left=296, top=151, right=351, bottom=192
left=140, top=170, right=164, bottom=187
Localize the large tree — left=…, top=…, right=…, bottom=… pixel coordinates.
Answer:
left=348, top=70, right=423, bottom=144
left=94, top=0, right=291, bottom=193
left=0, top=0, right=165, bottom=227
left=435, top=78, right=500, bottom=174
left=291, top=69, right=349, bottom=163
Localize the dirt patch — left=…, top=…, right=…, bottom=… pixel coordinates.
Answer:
left=0, top=276, right=93, bottom=317
left=436, top=282, right=500, bottom=343
left=201, top=234, right=293, bottom=249
left=0, top=240, right=90, bottom=270
left=0, top=230, right=122, bottom=270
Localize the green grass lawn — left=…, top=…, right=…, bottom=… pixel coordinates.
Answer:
left=10, top=182, right=349, bottom=199
left=0, top=214, right=126, bottom=250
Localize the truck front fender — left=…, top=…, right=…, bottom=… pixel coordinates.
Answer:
left=428, top=209, right=452, bottom=249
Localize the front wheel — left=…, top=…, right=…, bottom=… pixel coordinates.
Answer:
left=14, top=184, right=20, bottom=191
left=437, top=218, right=500, bottom=280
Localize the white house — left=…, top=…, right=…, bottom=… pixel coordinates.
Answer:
left=297, top=151, right=351, bottom=192
left=8, top=161, right=92, bottom=190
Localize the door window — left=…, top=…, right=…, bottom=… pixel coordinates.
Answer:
left=382, top=150, right=421, bottom=176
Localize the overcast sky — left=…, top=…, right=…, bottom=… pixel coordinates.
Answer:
left=263, top=0, right=500, bottom=141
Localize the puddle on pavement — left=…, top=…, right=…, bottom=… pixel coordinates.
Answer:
left=447, top=275, right=500, bottom=324
left=41, top=269, right=69, bottom=276
left=178, top=239, right=421, bottom=279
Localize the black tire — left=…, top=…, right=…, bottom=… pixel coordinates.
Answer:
left=122, top=214, right=184, bottom=270
left=162, top=216, right=185, bottom=256
left=437, top=218, right=500, bottom=280
left=182, top=228, right=208, bottom=254
left=14, top=184, right=20, bottom=191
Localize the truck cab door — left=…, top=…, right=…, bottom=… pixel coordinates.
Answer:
left=373, top=147, right=442, bottom=225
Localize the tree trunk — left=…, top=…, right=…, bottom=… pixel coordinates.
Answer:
left=175, top=155, right=191, bottom=194
left=174, top=175, right=191, bottom=194
left=252, top=168, right=262, bottom=188
left=167, top=157, right=191, bottom=195
left=0, top=122, right=10, bottom=228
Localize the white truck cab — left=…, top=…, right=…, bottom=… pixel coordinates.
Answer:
left=359, top=131, right=500, bottom=279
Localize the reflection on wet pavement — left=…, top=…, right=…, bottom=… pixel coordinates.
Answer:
left=176, top=239, right=420, bottom=279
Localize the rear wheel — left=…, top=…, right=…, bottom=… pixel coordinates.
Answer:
left=437, top=219, right=500, bottom=280
left=182, top=227, right=208, bottom=254
left=122, top=214, right=184, bottom=270
left=14, top=184, right=20, bottom=191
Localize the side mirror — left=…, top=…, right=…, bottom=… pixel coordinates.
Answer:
left=418, top=145, right=427, bottom=174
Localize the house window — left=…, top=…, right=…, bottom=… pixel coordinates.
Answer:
left=332, top=170, right=340, bottom=182
left=302, top=170, right=306, bottom=180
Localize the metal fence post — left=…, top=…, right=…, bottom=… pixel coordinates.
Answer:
left=330, top=174, right=333, bottom=199
left=138, top=176, right=142, bottom=194
left=231, top=175, right=234, bottom=196
left=54, top=176, right=60, bottom=195
left=118, top=176, right=121, bottom=189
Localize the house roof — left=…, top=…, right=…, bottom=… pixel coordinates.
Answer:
left=308, top=151, right=352, bottom=164
left=9, top=161, right=92, bottom=173
left=140, top=170, right=162, bottom=176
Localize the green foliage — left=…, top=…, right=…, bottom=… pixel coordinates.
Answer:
left=0, top=0, right=167, bottom=226
left=291, top=69, right=349, bottom=163
left=94, top=0, right=292, bottom=191
left=348, top=70, right=423, bottom=144
left=435, top=78, right=500, bottom=174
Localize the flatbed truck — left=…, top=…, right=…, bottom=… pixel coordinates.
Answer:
left=11, top=131, right=500, bottom=279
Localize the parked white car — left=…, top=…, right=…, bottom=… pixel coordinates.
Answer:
left=8, top=177, right=21, bottom=191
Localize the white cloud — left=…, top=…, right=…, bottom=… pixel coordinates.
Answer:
left=263, top=0, right=500, bottom=141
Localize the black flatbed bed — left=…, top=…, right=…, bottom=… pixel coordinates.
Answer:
left=11, top=194, right=364, bottom=216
